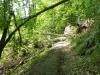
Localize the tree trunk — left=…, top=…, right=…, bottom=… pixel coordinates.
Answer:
left=0, top=43, right=6, bottom=58
left=0, top=27, right=8, bottom=58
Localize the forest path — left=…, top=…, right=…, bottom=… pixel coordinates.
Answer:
left=23, top=37, right=94, bottom=75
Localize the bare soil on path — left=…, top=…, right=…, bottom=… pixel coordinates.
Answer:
left=23, top=39, right=97, bottom=75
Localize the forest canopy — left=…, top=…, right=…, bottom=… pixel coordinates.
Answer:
left=0, top=0, right=68, bottom=57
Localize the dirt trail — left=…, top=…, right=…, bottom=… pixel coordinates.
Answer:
left=23, top=39, right=95, bottom=75
left=23, top=40, right=73, bottom=75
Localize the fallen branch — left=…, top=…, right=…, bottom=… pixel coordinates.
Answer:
left=36, top=32, right=64, bottom=36
left=35, top=32, right=73, bottom=37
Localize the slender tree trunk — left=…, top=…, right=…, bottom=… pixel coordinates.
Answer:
left=0, top=43, right=5, bottom=57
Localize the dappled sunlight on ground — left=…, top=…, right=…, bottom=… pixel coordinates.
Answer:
left=51, top=41, right=70, bottom=50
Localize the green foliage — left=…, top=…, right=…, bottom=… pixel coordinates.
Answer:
left=1, top=0, right=100, bottom=74
left=35, top=1, right=73, bottom=34
left=10, top=48, right=50, bottom=75
left=68, top=0, right=100, bottom=69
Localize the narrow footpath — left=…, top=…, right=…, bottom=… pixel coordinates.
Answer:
left=23, top=38, right=96, bottom=75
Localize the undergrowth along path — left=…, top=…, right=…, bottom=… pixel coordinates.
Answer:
left=23, top=39, right=73, bottom=75
left=23, top=37, right=96, bottom=75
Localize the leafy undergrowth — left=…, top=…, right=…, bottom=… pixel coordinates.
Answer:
left=10, top=48, right=50, bottom=75
left=0, top=46, right=51, bottom=75
left=0, top=34, right=53, bottom=75
left=21, top=40, right=100, bottom=75
left=71, top=21, right=100, bottom=74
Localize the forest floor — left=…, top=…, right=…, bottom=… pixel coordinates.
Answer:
left=23, top=37, right=98, bottom=75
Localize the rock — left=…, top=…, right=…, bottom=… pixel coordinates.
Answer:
left=64, top=25, right=73, bottom=36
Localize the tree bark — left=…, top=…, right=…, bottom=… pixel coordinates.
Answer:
left=0, top=43, right=6, bottom=58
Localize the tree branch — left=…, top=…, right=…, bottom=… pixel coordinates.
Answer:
left=13, top=11, right=22, bottom=46
left=5, top=0, right=69, bottom=44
